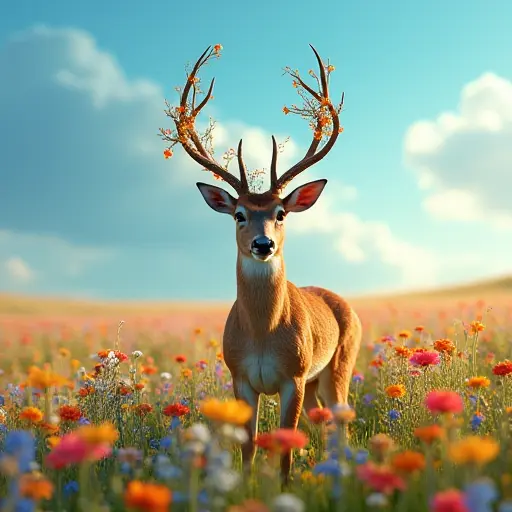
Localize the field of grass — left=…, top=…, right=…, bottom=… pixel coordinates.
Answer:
left=1, top=278, right=512, bottom=511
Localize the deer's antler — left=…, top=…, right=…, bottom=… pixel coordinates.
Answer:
left=161, top=46, right=248, bottom=194
left=271, top=45, right=344, bottom=194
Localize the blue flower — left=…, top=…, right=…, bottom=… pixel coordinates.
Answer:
left=363, top=394, right=375, bottom=406
left=314, top=459, right=344, bottom=477
left=64, top=481, right=79, bottom=496
left=78, top=417, right=90, bottom=426
left=0, top=395, right=4, bottom=406
left=149, top=439, right=160, bottom=450
left=355, top=449, right=369, bottom=465
left=160, top=436, right=172, bottom=450
left=388, top=409, right=400, bottom=421
left=469, top=394, right=478, bottom=405
left=471, top=414, right=484, bottom=431
left=4, top=431, right=34, bottom=472
left=465, top=479, right=498, bottom=512
left=170, top=416, right=181, bottom=431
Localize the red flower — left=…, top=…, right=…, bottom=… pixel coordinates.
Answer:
left=425, top=390, right=464, bottom=415
left=163, top=403, right=190, bottom=417
left=493, top=360, right=512, bottom=377
left=175, top=355, right=187, bottom=364
left=255, top=429, right=308, bottom=454
left=308, top=407, right=333, bottom=424
left=409, top=351, right=440, bottom=367
left=58, top=405, right=82, bottom=422
left=135, top=404, right=153, bottom=417
left=356, top=462, right=406, bottom=494
left=431, top=489, right=468, bottom=512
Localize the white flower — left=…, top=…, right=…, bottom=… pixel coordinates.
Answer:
left=210, top=469, right=240, bottom=493
left=185, top=423, right=211, bottom=444
left=272, top=493, right=305, bottom=512
left=160, top=372, right=172, bottom=380
left=132, top=350, right=143, bottom=359
left=366, top=493, right=388, bottom=507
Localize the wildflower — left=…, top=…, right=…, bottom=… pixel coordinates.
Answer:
left=255, top=429, right=308, bottom=454
left=410, top=350, right=440, bottom=367
left=385, top=384, right=406, bottom=399
left=228, top=499, right=270, bottom=512
left=332, top=404, right=356, bottom=423
left=425, top=390, right=464, bottom=415
left=25, top=366, right=70, bottom=389
left=141, top=364, right=157, bottom=375
left=184, top=423, right=211, bottom=444
left=493, top=360, right=512, bottom=377
left=213, top=43, right=223, bottom=53
left=132, top=350, right=143, bottom=358
left=39, top=422, right=59, bottom=436
left=163, top=403, right=190, bottom=417
left=431, top=489, right=468, bottom=512
left=464, top=478, right=498, bottom=512
left=76, top=422, right=119, bottom=445
left=124, top=480, right=172, bottom=512
left=449, top=436, right=499, bottom=466
left=19, top=472, right=54, bottom=500
left=181, top=368, right=193, bottom=378
left=19, top=407, right=43, bottom=424
left=366, top=493, right=388, bottom=507
left=46, top=433, right=112, bottom=469
left=58, top=405, right=82, bottom=422
left=200, top=398, right=252, bottom=425
left=175, top=355, right=186, bottom=363
left=283, top=106, right=290, bottom=115
left=134, top=403, right=153, bottom=417
left=434, top=338, right=456, bottom=354
left=398, top=330, right=411, bottom=339
left=391, top=451, right=425, bottom=473
left=357, top=462, right=406, bottom=494
left=369, top=434, right=394, bottom=457
left=467, top=376, right=490, bottom=389
left=388, top=409, right=400, bottom=421
left=308, top=407, right=333, bottom=424
left=414, top=425, right=445, bottom=444
left=352, top=371, right=364, bottom=383
left=469, top=321, right=485, bottom=334
left=59, top=347, right=71, bottom=357
left=271, top=493, right=305, bottom=512
left=394, top=346, right=412, bottom=358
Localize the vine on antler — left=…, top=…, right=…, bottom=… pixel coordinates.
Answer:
left=159, top=44, right=344, bottom=195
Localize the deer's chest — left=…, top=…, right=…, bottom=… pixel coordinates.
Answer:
left=241, top=353, right=282, bottom=396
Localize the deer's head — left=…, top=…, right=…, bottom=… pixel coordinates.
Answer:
left=162, top=45, right=343, bottom=265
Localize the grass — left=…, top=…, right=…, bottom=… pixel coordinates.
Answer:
left=0, top=283, right=511, bottom=511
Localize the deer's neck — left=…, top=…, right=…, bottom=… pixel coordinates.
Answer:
left=235, top=254, right=290, bottom=336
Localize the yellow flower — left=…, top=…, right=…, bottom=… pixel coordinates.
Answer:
left=25, top=366, right=70, bottom=389
left=467, top=376, right=491, bottom=389
left=469, top=321, right=485, bottom=334
left=19, top=472, right=53, bottom=501
left=449, top=436, right=499, bottom=466
left=76, top=422, right=119, bottom=445
left=58, top=348, right=71, bottom=357
left=208, top=339, right=219, bottom=349
left=385, top=384, right=406, bottom=399
left=200, top=398, right=252, bottom=426
left=46, top=436, right=61, bottom=449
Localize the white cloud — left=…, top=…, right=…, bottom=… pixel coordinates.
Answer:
left=4, top=257, right=34, bottom=282
left=404, top=72, right=512, bottom=228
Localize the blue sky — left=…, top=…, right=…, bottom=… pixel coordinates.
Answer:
left=1, top=0, right=511, bottom=300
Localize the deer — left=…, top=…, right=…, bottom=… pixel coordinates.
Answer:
left=161, top=44, right=362, bottom=482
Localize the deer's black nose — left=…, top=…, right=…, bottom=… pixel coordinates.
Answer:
left=251, top=236, right=275, bottom=256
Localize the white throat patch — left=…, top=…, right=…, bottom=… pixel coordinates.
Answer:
left=240, top=255, right=281, bottom=278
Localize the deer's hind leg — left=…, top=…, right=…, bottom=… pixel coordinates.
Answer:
left=302, top=379, right=321, bottom=416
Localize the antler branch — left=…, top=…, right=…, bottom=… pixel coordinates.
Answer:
left=160, top=45, right=248, bottom=194
left=274, top=45, right=344, bottom=193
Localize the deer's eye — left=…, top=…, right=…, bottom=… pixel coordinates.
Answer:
left=276, top=210, right=286, bottom=222
left=234, top=212, right=246, bottom=223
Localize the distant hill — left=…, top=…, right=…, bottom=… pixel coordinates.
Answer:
left=1, top=274, right=511, bottom=316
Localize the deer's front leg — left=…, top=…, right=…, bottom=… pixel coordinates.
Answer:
left=233, top=378, right=260, bottom=471
left=279, top=378, right=305, bottom=482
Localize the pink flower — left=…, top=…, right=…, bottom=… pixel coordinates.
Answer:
left=45, top=433, right=112, bottom=469
left=409, top=351, right=440, bottom=367
left=356, top=462, right=406, bottom=494
left=431, top=489, right=468, bottom=512
left=425, top=390, right=464, bottom=415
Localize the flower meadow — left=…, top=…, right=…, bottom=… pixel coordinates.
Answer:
left=1, top=299, right=512, bottom=511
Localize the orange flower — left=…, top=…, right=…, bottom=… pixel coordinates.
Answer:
left=141, top=365, right=157, bottom=375
left=39, top=422, right=59, bottom=436
left=25, top=366, right=70, bottom=389
left=391, top=450, right=425, bottom=473
left=493, top=360, right=512, bottom=377
left=369, top=434, right=394, bottom=456
left=124, top=480, right=172, bottom=512
left=228, top=499, right=270, bottom=512
left=78, top=387, right=95, bottom=397
left=163, top=149, right=173, bottom=159
left=200, top=398, right=252, bottom=425
left=58, top=347, right=71, bottom=357
left=398, top=330, right=411, bottom=339
left=394, top=346, right=412, bottom=358
left=415, top=325, right=425, bottom=333
left=135, top=403, right=153, bottom=417
left=433, top=338, right=456, bottom=354
left=308, top=407, right=333, bottom=424
left=19, top=407, right=43, bottom=424
left=76, top=422, right=119, bottom=446
left=326, top=64, right=335, bottom=72
left=19, top=472, right=53, bottom=500
left=181, top=368, right=193, bottom=378
left=385, top=384, right=406, bottom=399
left=414, top=425, right=445, bottom=444
left=213, top=43, right=223, bottom=54
left=283, top=106, right=290, bottom=115
left=449, top=436, right=499, bottom=466
left=58, top=405, right=82, bottom=422
left=469, top=321, right=485, bottom=334
left=467, top=376, right=490, bottom=389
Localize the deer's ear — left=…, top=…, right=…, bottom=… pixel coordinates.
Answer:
left=282, top=179, right=327, bottom=213
left=196, top=182, right=237, bottom=214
